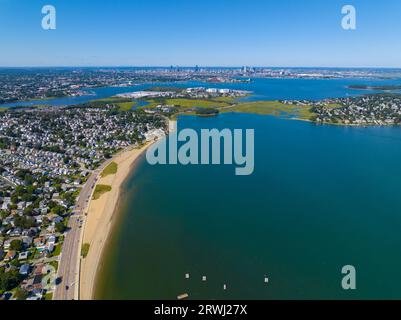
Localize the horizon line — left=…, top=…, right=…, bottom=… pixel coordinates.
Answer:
left=1, top=65, right=401, bottom=70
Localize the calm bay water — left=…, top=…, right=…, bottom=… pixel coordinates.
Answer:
left=3, top=72, right=401, bottom=298
left=3, top=77, right=401, bottom=108
left=96, top=112, right=401, bottom=300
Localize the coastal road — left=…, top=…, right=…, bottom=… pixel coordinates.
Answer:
left=53, top=215, right=82, bottom=300
left=53, top=165, right=106, bottom=300
left=53, top=144, right=149, bottom=300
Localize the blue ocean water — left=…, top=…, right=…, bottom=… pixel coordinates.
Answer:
left=96, top=111, right=401, bottom=300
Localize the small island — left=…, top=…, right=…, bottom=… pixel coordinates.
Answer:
left=348, top=85, right=401, bottom=91
left=195, top=107, right=220, bottom=117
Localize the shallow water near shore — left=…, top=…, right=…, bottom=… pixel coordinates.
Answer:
left=96, top=112, right=401, bottom=300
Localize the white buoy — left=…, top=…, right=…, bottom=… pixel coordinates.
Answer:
left=202, top=276, right=207, bottom=282
left=223, top=284, right=227, bottom=290
left=185, top=273, right=190, bottom=279
left=264, top=276, right=269, bottom=284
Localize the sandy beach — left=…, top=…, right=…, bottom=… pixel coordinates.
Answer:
left=79, top=142, right=154, bottom=300
left=79, top=120, right=175, bottom=300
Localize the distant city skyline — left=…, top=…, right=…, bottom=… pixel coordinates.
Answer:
left=2, top=66, right=401, bottom=70
left=1, top=0, right=401, bottom=67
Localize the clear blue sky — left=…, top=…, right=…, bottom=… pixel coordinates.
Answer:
left=1, top=0, right=401, bottom=67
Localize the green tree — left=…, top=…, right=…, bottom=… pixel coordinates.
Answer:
left=10, top=240, right=23, bottom=252
left=11, top=194, right=19, bottom=204
left=14, top=216, right=36, bottom=229
left=0, top=210, right=9, bottom=219
left=55, top=222, right=66, bottom=233
left=52, top=205, right=66, bottom=216
left=14, top=288, right=29, bottom=300
left=0, top=268, right=21, bottom=292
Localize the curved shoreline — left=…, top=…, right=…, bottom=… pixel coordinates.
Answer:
left=91, top=182, right=128, bottom=300
left=79, top=120, right=176, bottom=300
left=79, top=142, right=156, bottom=300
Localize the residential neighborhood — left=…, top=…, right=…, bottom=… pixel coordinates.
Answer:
left=0, top=104, right=166, bottom=300
left=310, top=94, right=401, bottom=126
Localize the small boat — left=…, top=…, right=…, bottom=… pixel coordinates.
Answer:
left=177, top=293, right=189, bottom=300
